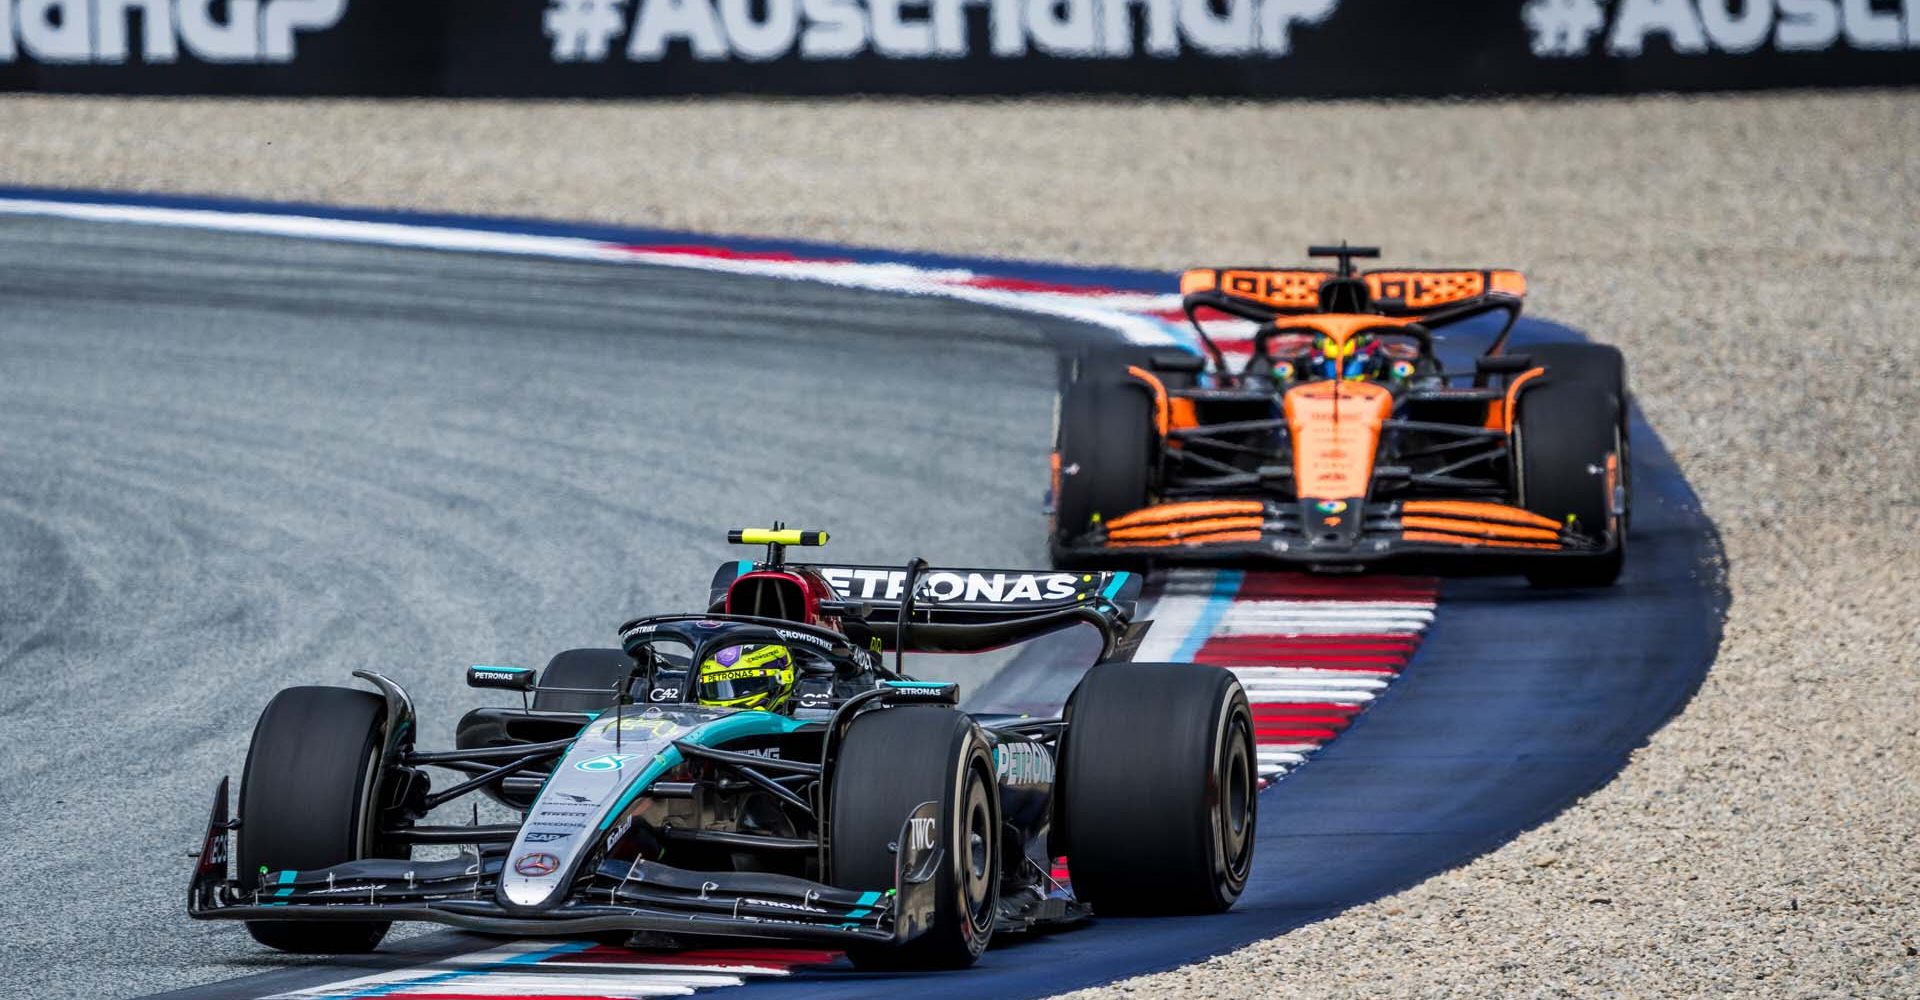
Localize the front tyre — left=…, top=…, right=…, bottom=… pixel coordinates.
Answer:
left=1514, top=377, right=1626, bottom=588
left=830, top=707, right=998, bottom=970
left=1057, top=663, right=1256, bottom=914
left=236, top=686, right=400, bottom=953
left=1050, top=361, right=1156, bottom=569
left=1522, top=343, right=1632, bottom=533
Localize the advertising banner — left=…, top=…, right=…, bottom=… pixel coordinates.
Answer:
left=1, top=1, right=1915, bottom=96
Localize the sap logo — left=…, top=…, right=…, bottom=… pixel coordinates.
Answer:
left=1522, top=0, right=1920, bottom=58
left=908, top=815, right=937, bottom=851
left=0, top=0, right=345, bottom=64
left=543, top=0, right=1340, bottom=63
left=819, top=566, right=1080, bottom=604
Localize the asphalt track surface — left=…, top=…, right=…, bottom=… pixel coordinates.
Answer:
left=0, top=215, right=1101, bottom=999
left=0, top=214, right=1724, bottom=1000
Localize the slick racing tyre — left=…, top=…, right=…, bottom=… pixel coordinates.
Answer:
left=1523, top=342, right=1632, bottom=532
left=1514, top=375, right=1626, bottom=588
left=1050, top=360, right=1155, bottom=568
left=530, top=647, right=638, bottom=713
left=1057, top=662, right=1256, bottom=915
left=237, top=686, right=402, bottom=953
left=831, top=707, right=999, bottom=969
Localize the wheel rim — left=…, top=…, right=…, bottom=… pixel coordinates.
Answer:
left=958, top=763, right=996, bottom=939
left=1212, top=700, right=1255, bottom=890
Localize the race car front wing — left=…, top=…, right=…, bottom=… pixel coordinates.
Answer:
left=187, top=779, right=939, bottom=946
left=1060, top=498, right=1617, bottom=570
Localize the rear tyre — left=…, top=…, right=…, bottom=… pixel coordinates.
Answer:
left=1050, top=361, right=1156, bottom=568
left=831, top=707, right=998, bottom=970
left=1514, top=378, right=1625, bottom=588
left=1057, top=663, right=1255, bottom=915
left=530, top=648, right=636, bottom=713
left=237, top=686, right=398, bottom=953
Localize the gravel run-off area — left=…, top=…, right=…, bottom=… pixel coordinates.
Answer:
left=1, top=91, right=1916, bottom=997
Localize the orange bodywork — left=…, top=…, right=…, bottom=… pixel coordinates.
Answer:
left=1109, top=530, right=1264, bottom=548
left=1049, top=451, right=1062, bottom=517
left=1168, top=396, right=1200, bottom=432
left=1107, top=516, right=1265, bottom=543
left=1400, top=500, right=1562, bottom=532
left=1107, top=500, right=1264, bottom=530
left=1183, top=268, right=1329, bottom=310
left=1605, top=451, right=1620, bottom=531
left=1277, top=313, right=1418, bottom=349
left=1104, top=500, right=1267, bottom=549
left=1484, top=366, right=1547, bottom=432
left=1283, top=380, right=1394, bottom=501
left=1365, top=270, right=1526, bottom=311
left=1125, top=366, right=1170, bottom=437
left=1400, top=516, right=1561, bottom=543
left=1401, top=530, right=1559, bottom=551
left=1489, top=270, right=1528, bottom=297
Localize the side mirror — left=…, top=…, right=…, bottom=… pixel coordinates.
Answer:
left=1147, top=350, right=1206, bottom=375
left=467, top=665, right=536, bottom=691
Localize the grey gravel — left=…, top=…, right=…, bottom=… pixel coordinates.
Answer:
left=2, top=90, right=1917, bottom=998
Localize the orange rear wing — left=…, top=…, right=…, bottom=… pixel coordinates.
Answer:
left=1180, top=268, right=1334, bottom=312
left=1180, top=266, right=1525, bottom=319
left=1363, top=269, right=1526, bottom=314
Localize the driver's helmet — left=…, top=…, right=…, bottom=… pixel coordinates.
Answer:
left=1310, top=333, right=1386, bottom=381
left=694, top=643, right=797, bottom=713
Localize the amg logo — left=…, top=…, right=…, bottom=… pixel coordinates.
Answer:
left=908, top=815, right=937, bottom=852
left=0, top=0, right=346, bottom=64
left=819, top=567, right=1080, bottom=604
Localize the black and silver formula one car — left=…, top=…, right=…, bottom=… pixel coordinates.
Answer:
left=1049, top=244, right=1630, bottom=587
left=189, top=529, right=1256, bottom=969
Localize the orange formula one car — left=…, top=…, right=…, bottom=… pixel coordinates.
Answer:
left=1048, top=245, right=1628, bottom=588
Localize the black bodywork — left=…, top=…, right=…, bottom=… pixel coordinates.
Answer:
left=187, top=557, right=1146, bottom=950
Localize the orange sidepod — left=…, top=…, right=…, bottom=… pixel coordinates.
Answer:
left=1283, top=380, right=1394, bottom=500
left=1125, top=366, right=1170, bottom=438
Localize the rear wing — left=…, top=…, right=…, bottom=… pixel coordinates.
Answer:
left=1179, top=256, right=1531, bottom=372
left=707, top=560, right=1147, bottom=658
left=1181, top=267, right=1525, bottom=320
